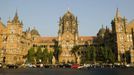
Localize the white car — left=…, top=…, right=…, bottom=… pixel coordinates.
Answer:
left=78, top=65, right=84, bottom=69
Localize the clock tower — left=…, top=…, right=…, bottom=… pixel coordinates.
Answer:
left=58, top=10, right=79, bottom=63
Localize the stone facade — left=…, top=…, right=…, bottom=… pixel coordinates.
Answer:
left=111, top=8, right=134, bottom=63
left=58, top=11, right=79, bottom=63
left=2, top=9, right=134, bottom=65
left=0, top=12, right=39, bottom=65
left=32, top=10, right=95, bottom=64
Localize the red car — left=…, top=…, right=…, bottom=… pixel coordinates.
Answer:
left=71, top=64, right=80, bottom=69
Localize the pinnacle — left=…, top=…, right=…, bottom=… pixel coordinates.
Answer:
left=116, top=8, right=121, bottom=18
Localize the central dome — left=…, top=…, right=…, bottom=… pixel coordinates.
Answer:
left=62, top=10, right=75, bottom=20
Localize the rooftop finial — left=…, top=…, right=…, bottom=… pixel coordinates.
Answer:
left=67, top=7, right=71, bottom=12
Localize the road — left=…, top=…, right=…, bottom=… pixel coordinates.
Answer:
left=0, top=68, right=134, bottom=75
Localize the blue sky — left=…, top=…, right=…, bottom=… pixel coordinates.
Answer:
left=0, top=0, right=134, bottom=36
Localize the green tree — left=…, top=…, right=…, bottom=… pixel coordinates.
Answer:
left=71, top=45, right=80, bottom=63
left=85, top=46, right=91, bottom=63
left=101, top=47, right=115, bottom=63
left=48, top=51, right=53, bottom=64
left=92, top=46, right=96, bottom=63
left=85, top=46, right=96, bottom=64
left=102, top=47, right=108, bottom=63
left=53, top=41, right=61, bottom=63
left=96, top=46, right=104, bottom=61
left=35, top=46, right=43, bottom=63
left=27, top=47, right=36, bottom=64
left=53, top=40, right=61, bottom=63
left=107, top=48, right=115, bottom=63
left=42, top=48, right=48, bottom=64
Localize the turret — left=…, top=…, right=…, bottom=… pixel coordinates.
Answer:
left=30, top=27, right=40, bottom=40
left=97, top=25, right=106, bottom=38
left=112, top=8, right=124, bottom=33
left=111, top=8, right=128, bottom=62
left=123, top=16, right=127, bottom=33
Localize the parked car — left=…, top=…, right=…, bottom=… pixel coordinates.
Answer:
left=71, top=64, right=79, bottom=69
left=25, top=64, right=36, bottom=68
left=7, top=64, right=18, bottom=69
left=63, top=64, right=71, bottom=68
left=36, top=64, right=43, bottom=68
left=78, top=65, right=85, bottom=69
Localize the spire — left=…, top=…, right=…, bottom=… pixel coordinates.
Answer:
left=0, top=17, right=2, bottom=23
left=60, top=17, right=62, bottom=21
left=106, top=26, right=108, bottom=30
left=0, top=17, right=5, bottom=27
left=28, top=27, right=30, bottom=30
left=21, top=20, right=23, bottom=25
left=15, top=9, right=18, bottom=17
left=76, top=16, right=78, bottom=24
left=15, top=9, right=19, bottom=19
left=102, top=24, right=104, bottom=29
left=12, top=10, right=19, bottom=23
left=76, top=16, right=77, bottom=20
left=9, top=16, right=11, bottom=21
left=26, top=27, right=30, bottom=32
left=33, top=26, right=35, bottom=29
left=116, top=8, right=121, bottom=18
left=7, top=16, right=11, bottom=23
left=123, top=16, right=127, bottom=20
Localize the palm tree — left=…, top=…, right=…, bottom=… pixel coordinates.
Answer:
left=53, top=39, right=62, bottom=63
left=53, top=45, right=61, bottom=63
left=71, top=45, right=80, bottom=63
